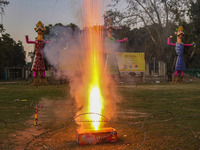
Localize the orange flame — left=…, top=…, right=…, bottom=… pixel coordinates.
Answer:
left=81, top=0, right=105, bottom=130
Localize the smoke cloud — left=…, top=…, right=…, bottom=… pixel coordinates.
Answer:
left=44, top=0, right=123, bottom=129
left=44, top=24, right=123, bottom=129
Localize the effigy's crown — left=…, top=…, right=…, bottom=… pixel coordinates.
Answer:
left=178, top=26, right=183, bottom=31
left=36, top=21, right=44, bottom=27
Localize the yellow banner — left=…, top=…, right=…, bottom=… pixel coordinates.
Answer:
left=115, top=52, right=145, bottom=72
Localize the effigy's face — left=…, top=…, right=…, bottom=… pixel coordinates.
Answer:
left=35, top=25, right=45, bottom=35
left=37, top=26, right=44, bottom=35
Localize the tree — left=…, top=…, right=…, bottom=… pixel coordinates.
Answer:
left=67, top=23, right=79, bottom=31
left=44, top=23, right=79, bottom=41
left=0, top=24, right=5, bottom=33
left=190, top=0, right=200, bottom=35
left=109, top=0, right=195, bottom=61
left=0, top=0, right=9, bottom=24
left=0, top=32, right=26, bottom=67
left=188, top=0, right=200, bottom=69
left=110, top=0, right=193, bottom=28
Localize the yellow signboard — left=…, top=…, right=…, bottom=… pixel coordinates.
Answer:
left=115, top=52, right=145, bottom=72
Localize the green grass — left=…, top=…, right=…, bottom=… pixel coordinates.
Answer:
left=0, top=82, right=69, bottom=147
left=0, top=82, right=200, bottom=149
left=117, top=83, right=200, bottom=149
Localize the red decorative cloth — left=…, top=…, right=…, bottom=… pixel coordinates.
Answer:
left=32, top=40, right=45, bottom=71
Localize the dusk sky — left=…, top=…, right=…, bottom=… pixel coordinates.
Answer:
left=3, top=0, right=123, bottom=61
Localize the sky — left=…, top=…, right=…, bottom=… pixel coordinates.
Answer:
left=3, top=0, right=123, bottom=62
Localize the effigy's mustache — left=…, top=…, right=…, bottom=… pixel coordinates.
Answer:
left=177, top=33, right=184, bottom=37
left=36, top=28, right=44, bottom=32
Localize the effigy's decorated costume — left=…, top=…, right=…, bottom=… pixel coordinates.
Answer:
left=175, top=43, right=186, bottom=71
left=32, top=40, right=45, bottom=72
left=26, top=21, right=51, bottom=86
left=167, top=26, right=195, bottom=83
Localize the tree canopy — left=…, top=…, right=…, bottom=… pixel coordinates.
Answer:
left=109, top=0, right=200, bottom=71
left=0, top=0, right=9, bottom=24
left=0, top=28, right=26, bottom=68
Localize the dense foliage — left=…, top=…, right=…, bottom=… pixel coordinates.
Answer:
left=0, top=1, right=26, bottom=68
left=0, top=30, right=26, bottom=67
left=110, top=0, right=200, bottom=71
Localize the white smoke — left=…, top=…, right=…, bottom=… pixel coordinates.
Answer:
left=44, top=24, right=123, bottom=129
left=44, top=25, right=83, bottom=78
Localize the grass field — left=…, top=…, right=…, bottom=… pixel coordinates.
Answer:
left=0, top=82, right=200, bottom=149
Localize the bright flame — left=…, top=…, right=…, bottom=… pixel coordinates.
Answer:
left=87, top=26, right=104, bottom=130
left=89, top=85, right=103, bottom=130
left=81, top=0, right=105, bottom=130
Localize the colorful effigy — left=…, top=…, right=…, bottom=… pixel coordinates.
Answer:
left=104, top=15, right=128, bottom=43
left=103, top=15, right=128, bottom=83
left=167, top=26, right=196, bottom=83
left=26, top=21, right=51, bottom=85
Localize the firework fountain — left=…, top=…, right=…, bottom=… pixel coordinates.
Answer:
left=74, top=0, right=119, bottom=145
left=43, top=0, right=121, bottom=145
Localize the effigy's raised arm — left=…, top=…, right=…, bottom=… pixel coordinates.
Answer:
left=184, top=42, right=196, bottom=47
left=25, top=35, right=35, bottom=44
left=167, top=37, right=175, bottom=46
left=116, top=37, right=128, bottom=43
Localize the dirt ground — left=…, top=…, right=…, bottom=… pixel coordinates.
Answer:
left=6, top=98, right=147, bottom=150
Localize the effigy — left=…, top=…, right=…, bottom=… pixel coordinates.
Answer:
left=167, top=26, right=195, bottom=83
left=26, top=21, right=51, bottom=86
left=103, top=15, right=128, bottom=83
